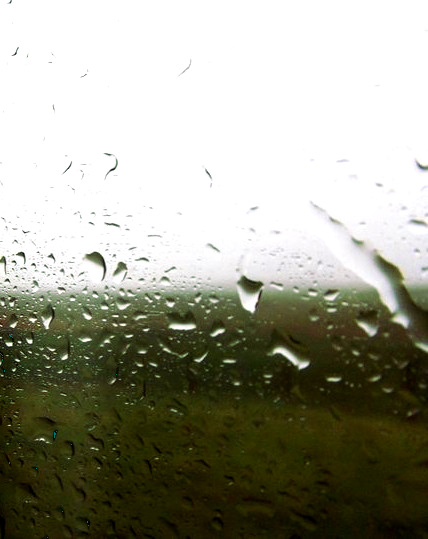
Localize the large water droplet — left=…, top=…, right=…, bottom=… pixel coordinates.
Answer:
left=15, top=251, right=26, bottom=264
left=356, top=310, right=379, bottom=337
left=113, top=262, right=127, bottom=283
left=267, top=329, right=310, bottom=370
left=268, top=330, right=311, bottom=370
left=324, top=289, right=340, bottom=301
left=78, top=334, right=92, bottom=343
left=236, top=276, right=264, bottom=313
left=59, top=338, right=71, bottom=360
left=193, top=347, right=209, bottom=363
left=160, top=276, right=171, bottom=286
left=41, top=304, right=55, bottom=329
left=8, top=314, right=18, bottom=328
left=116, top=297, right=131, bottom=311
left=210, top=320, right=226, bottom=337
left=83, top=252, right=106, bottom=282
left=82, top=307, right=93, bottom=320
left=167, top=311, right=197, bottom=330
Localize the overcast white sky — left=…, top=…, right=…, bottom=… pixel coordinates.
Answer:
left=1, top=0, right=428, bottom=291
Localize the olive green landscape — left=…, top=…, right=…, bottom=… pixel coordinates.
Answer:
left=1, top=286, right=428, bottom=537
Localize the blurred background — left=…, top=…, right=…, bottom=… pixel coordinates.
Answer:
left=1, top=0, right=428, bottom=292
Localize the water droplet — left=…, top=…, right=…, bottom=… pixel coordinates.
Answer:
left=236, top=276, right=264, bottom=313
left=82, top=307, right=92, bottom=320
left=208, top=293, right=220, bottom=304
left=4, top=334, right=13, bottom=347
left=116, top=297, right=131, bottom=311
left=59, top=338, right=71, bottom=360
left=270, top=281, right=283, bottom=290
left=210, top=320, right=226, bottom=337
left=136, top=344, right=148, bottom=355
left=406, top=219, right=428, bottom=236
left=356, top=310, right=379, bottom=337
left=267, top=329, right=310, bottom=370
left=206, top=243, right=220, bottom=253
left=167, top=311, right=197, bottom=330
left=308, top=308, right=319, bottom=322
left=104, top=152, right=118, bottom=180
left=0, top=256, right=6, bottom=276
left=83, top=252, right=106, bottom=282
left=326, top=375, right=342, bottom=383
left=15, top=251, right=26, bottom=264
left=41, top=304, right=55, bottom=329
left=133, top=311, right=147, bottom=321
left=211, top=517, right=224, bottom=532
left=113, top=262, right=127, bottom=283
left=78, top=334, right=92, bottom=343
left=158, top=337, right=188, bottom=357
left=324, top=289, right=340, bottom=301
left=415, top=156, right=428, bottom=170
left=8, top=314, right=18, bottom=328
left=193, top=347, right=208, bottom=363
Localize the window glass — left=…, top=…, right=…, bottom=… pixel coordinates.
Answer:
left=1, top=1, right=428, bottom=536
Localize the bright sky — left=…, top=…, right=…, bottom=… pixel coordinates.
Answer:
left=1, top=1, right=428, bottom=290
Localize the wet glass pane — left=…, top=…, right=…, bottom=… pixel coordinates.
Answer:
left=1, top=1, right=428, bottom=537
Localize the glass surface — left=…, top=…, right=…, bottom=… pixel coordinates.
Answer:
left=1, top=1, right=428, bottom=537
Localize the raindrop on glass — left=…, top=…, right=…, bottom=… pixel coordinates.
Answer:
left=113, top=262, right=127, bottom=283
left=236, top=276, right=264, bottom=313
left=83, top=252, right=107, bottom=282
left=167, top=311, right=197, bottom=331
left=40, top=304, right=55, bottom=329
left=267, top=329, right=310, bottom=370
left=356, top=310, right=379, bottom=337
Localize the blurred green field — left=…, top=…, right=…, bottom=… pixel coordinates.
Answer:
left=1, top=286, right=428, bottom=536
left=1, top=383, right=428, bottom=538
left=1, top=286, right=427, bottom=415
